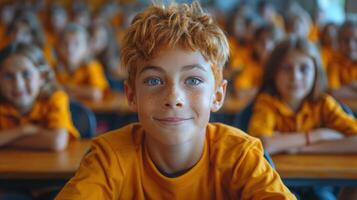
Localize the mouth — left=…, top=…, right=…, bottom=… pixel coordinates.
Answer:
left=153, top=117, right=193, bottom=125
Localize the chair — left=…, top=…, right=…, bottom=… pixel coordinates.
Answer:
left=70, top=100, right=97, bottom=138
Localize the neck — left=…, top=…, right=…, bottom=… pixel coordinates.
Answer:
left=145, top=130, right=205, bottom=177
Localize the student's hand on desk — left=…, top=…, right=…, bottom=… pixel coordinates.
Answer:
left=310, top=128, right=344, bottom=143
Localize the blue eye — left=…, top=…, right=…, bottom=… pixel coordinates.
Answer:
left=144, top=77, right=162, bottom=86
left=185, top=77, right=203, bottom=86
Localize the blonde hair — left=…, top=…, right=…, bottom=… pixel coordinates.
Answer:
left=259, top=36, right=327, bottom=101
left=120, top=2, right=229, bottom=88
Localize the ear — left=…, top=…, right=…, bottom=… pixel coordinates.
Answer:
left=124, top=80, right=138, bottom=112
left=210, top=79, right=227, bottom=112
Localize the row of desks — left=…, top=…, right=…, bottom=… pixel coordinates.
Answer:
left=0, top=140, right=356, bottom=187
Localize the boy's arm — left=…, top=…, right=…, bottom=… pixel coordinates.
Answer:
left=233, top=140, right=296, bottom=200
left=56, top=138, right=121, bottom=200
left=8, top=127, right=69, bottom=151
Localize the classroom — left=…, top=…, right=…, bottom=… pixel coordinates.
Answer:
left=0, top=0, right=356, bottom=199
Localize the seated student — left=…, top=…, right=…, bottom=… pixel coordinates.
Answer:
left=0, top=42, right=79, bottom=151
left=55, top=3, right=295, bottom=199
left=327, top=20, right=357, bottom=100
left=319, top=22, right=338, bottom=70
left=89, top=18, right=126, bottom=91
left=233, top=23, right=282, bottom=101
left=248, top=36, right=357, bottom=155
left=55, top=23, right=109, bottom=101
left=45, top=3, right=68, bottom=49
left=248, top=36, right=357, bottom=200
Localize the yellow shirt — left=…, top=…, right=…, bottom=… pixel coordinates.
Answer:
left=308, top=24, right=319, bottom=43
left=229, top=36, right=250, bottom=71
left=56, top=123, right=295, bottom=200
left=56, top=60, right=109, bottom=91
left=233, top=53, right=263, bottom=90
left=0, top=90, right=79, bottom=139
left=320, top=46, right=334, bottom=71
left=248, top=93, right=357, bottom=137
left=327, top=53, right=357, bottom=90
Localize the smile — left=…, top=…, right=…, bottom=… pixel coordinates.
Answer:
left=153, top=117, right=193, bottom=125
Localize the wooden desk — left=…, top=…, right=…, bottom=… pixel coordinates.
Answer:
left=272, top=154, right=357, bottom=186
left=0, top=140, right=91, bottom=182
left=80, top=91, right=132, bottom=114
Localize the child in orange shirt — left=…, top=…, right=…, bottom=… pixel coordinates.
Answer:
left=0, top=42, right=79, bottom=151
left=319, top=22, right=338, bottom=70
left=55, top=3, right=295, bottom=199
left=327, top=20, right=357, bottom=100
left=233, top=23, right=282, bottom=101
left=55, top=23, right=109, bottom=101
left=248, top=36, right=357, bottom=200
left=249, top=36, right=357, bottom=154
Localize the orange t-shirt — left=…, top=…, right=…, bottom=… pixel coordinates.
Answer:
left=56, top=60, right=109, bottom=91
left=233, top=53, right=263, bottom=90
left=248, top=93, right=357, bottom=137
left=56, top=123, right=295, bottom=200
left=0, top=90, right=79, bottom=139
left=327, top=53, right=357, bottom=90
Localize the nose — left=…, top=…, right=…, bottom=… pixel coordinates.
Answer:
left=164, top=83, right=184, bottom=108
left=291, top=66, right=303, bottom=81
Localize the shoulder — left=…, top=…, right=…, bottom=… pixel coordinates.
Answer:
left=92, top=123, right=144, bottom=157
left=206, top=123, right=263, bottom=161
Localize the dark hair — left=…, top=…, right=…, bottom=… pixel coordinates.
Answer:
left=259, top=36, right=327, bottom=101
left=0, top=42, right=60, bottom=101
left=338, top=19, right=357, bottom=41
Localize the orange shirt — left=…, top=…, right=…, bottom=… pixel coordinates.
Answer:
left=320, top=46, right=335, bottom=71
left=233, top=53, right=263, bottom=90
left=56, top=60, right=109, bottom=91
left=228, top=36, right=250, bottom=71
left=56, top=123, right=295, bottom=200
left=0, top=90, right=79, bottom=139
left=248, top=93, right=357, bottom=137
left=327, top=53, right=357, bottom=90
left=308, top=24, right=319, bottom=43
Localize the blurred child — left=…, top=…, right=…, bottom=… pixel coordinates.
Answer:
left=327, top=20, right=357, bottom=100
left=8, top=9, right=56, bottom=66
left=228, top=10, right=260, bottom=73
left=258, top=1, right=284, bottom=30
left=248, top=36, right=357, bottom=200
left=0, top=42, right=79, bottom=151
left=284, top=12, right=311, bottom=39
left=233, top=23, right=282, bottom=101
left=45, top=3, right=68, bottom=48
left=55, top=3, right=295, bottom=199
left=249, top=36, right=357, bottom=155
left=71, top=3, right=91, bottom=29
left=319, top=22, right=338, bottom=70
left=55, top=23, right=109, bottom=101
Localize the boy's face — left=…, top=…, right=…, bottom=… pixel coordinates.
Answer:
left=125, top=47, right=226, bottom=145
left=0, top=54, right=43, bottom=111
left=339, top=26, right=357, bottom=61
left=275, top=50, right=315, bottom=105
left=59, top=31, right=88, bottom=67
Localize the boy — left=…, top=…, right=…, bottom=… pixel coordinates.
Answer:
left=56, top=3, right=295, bottom=199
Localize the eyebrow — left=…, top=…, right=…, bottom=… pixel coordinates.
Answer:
left=139, top=64, right=207, bottom=75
